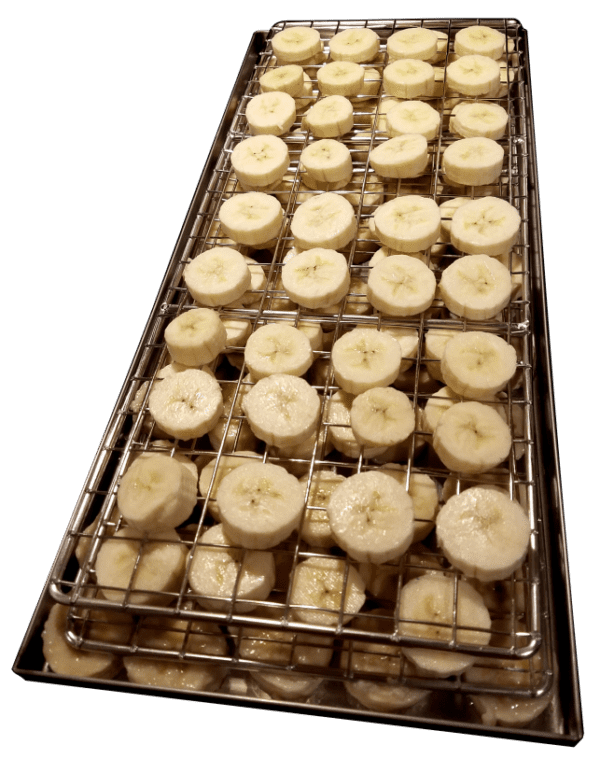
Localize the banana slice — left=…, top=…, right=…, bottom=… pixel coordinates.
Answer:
left=356, top=66, right=382, bottom=99
left=439, top=253, right=512, bottom=320
left=245, top=91, right=296, bottom=136
left=377, top=464, right=439, bottom=542
left=325, top=389, right=388, bottom=459
left=290, top=555, right=366, bottom=627
left=95, top=527, right=188, bottom=605
left=350, top=386, right=415, bottom=449
left=398, top=573, right=492, bottom=677
left=449, top=101, right=508, bottom=140
left=216, top=461, right=305, bottom=549
left=439, top=197, right=473, bottom=241
left=259, top=64, right=305, bottom=96
left=443, top=136, right=504, bottom=187
left=367, top=253, right=436, bottom=316
left=290, top=191, right=357, bottom=250
left=298, top=470, right=345, bottom=548
left=281, top=248, right=350, bottom=308
left=300, top=139, right=353, bottom=184
left=331, top=327, right=402, bottom=395
left=199, top=450, right=262, bottom=520
left=446, top=55, right=501, bottom=96
left=372, top=195, right=441, bottom=253
left=164, top=308, right=227, bottom=368
left=302, top=95, right=354, bottom=138
left=422, top=385, right=462, bottom=435
left=329, top=27, right=380, bottom=63
left=436, top=486, right=530, bottom=581
left=385, top=100, right=441, bottom=139
left=317, top=61, right=365, bottom=97
left=219, top=191, right=283, bottom=247
left=230, top=134, right=290, bottom=190
left=188, top=523, right=275, bottom=612
left=183, top=247, right=252, bottom=307
left=368, top=134, right=429, bottom=179
left=228, top=256, right=268, bottom=306
left=148, top=367, right=223, bottom=441
left=382, top=59, right=435, bottom=98
left=441, top=330, right=517, bottom=400
left=116, top=453, right=197, bottom=533
left=271, top=26, right=322, bottom=64
left=454, top=25, right=506, bottom=60
left=244, top=322, right=313, bottom=379
left=241, top=373, right=321, bottom=448
left=386, top=27, right=439, bottom=61
left=451, top=196, right=521, bottom=257
left=326, top=470, right=414, bottom=564
left=432, top=400, right=512, bottom=474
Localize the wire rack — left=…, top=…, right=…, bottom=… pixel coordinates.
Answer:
left=16, top=18, right=573, bottom=733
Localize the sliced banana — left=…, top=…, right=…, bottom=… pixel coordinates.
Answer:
left=200, top=451, right=262, bottom=521
left=164, top=308, right=227, bottom=367
left=290, top=191, right=357, bottom=250
left=385, top=100, right=441, bottom=139
left=432, top=400, right=512, bottom=474
left=331, top=327, right=402, bottom=395
left=386, top=27, right=439, bottom=61
left=317, top=60, right=365, bottom=97
left=298, top=470, right=345, bottom=548
left=183, top=247, right=252, bottom=307
left=377, top=464, right=439, bottom=543
left=259, top=64, right=305, bottom=96
left=367, top=253, right=436, bottom=316
left=329, top=27, right=380, bottom=63
left=439, top=253, right=513, bottom=320
left=281, top=247, right=350, bottom=308
left=188, top=523, right=275, bottom=611
left=451, top=196, right=521, bottom=257
left=441, top=330, right=517, bottom=399
left=368, top=134, right=429, bottom=179
left=230, top=134, right=290, bottom=190
left=350, top=386, right=415, bottom=449
left=219, top=191, right=283, bottom=247
left=454, top=25, right=506, bottom=60
left=271, top=26, right=322, bottom=64
left=443, top=136, right=505, bottom=187
left=244, top=322, right=313, bottom=379
left=289, top=555, right=366, bottom=627
left=446, top=54, right=501, bottom=97
left=383, top=58, right=435, bottom=98
left=439, top=197, right=473, bottom=241
left=422, top=385, right=462, bottom=435
left=245, top=91, right=296, bottom=136
left=241, top=373, right=321, bottom=448
left=325, top=389, right=389, bottom=459
left=300, top=139, right=353, bottom=184
left=148, top=368, right=223, bottom=441
left=302, top=94, right=354, bottom=138
left=449, top=101, right=508, bottom=140
left=372, top=195, right=441, bottom=253
left=436, top=486, right=530, bottom=581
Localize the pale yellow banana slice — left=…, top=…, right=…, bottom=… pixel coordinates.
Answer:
left=95, top=527, right=188, bottom=605
left=377, top=464, right=439, bottom=543
left=368, top=134, right=429, bottom=179
left=441, top=330, right=517, bottom=399
left=383, top=58, right=435, bottom=98
left=350, top=386, right=415, bottom=450
left=164, top=307, right=227, bottom=368
left=329, top=27, right=380, bottom=63
left=439, top=253, right=512, bottom=321
left=451, top=196, right=521, bottom=257
left=290, top=555, right=366, bottom=627
left=290, top=191, right=357, bottom=250
left=117, top=453, right=197, bottom=533
left=317, top=60, right=365, bottom=97
left=300, top=138, right=352, bottom=184
left=271, top=26, right=322, bottom=64
left=219, top=191, right=283, bottom=247
left=443, top=136, right=504, bottom=186
left=245, top=91, right=296, bottom=136
left=331, top=327, right=402, bottom=395
left=302, top=95, right=354, bottom=138
left=148, top=367, right=223, bottom=441
left=216, top=461, right=305, bottom=549
left=199, top=451, right=261, bottom=520
left=298, top=470, right=345, bottom=548
left=372, top=195, right=441, bottom=253
left=446, top=54, right=501, bottom=96
left=281, top=248, right=350, bottom=308
left=259, top=64, right=305, bottom=96
left=454, top=25, right=506, bottom=60
left=230, top=134, right=290, bottom=189
left=436, top=486, right=530, bottom=581
left=244, top=322, right=313, bottom=379
left=432, top=400, right=512, bottom=474
left=449, top=101, right=508, bottom=140
left=183, top=247, right=251, bottom=307
left=386, top=27, right=439, bottom=61
left=385, top=100, right=441, bottom=139
left=188, top=523, right=275, bottom=611
left=398, top=573, right=492, bottom=677
left=367, top=253, right=436, bottom=316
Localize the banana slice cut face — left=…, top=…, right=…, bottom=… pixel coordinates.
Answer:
left=383, top=58, right=435, bottom=98
left=302, top=95, right=354, bottom=138
left=441, top=330, right=517, bottom=399
left=245, top=91, right=296, bottom=136
left=271, top=26, right=322, bottom=64
left=331, top=327, right=403, bottom=395
left=183, top=248, right=252, bottom=307
left=367, top=253, right=437, bottom=316
left=350, top=386, right=415, bottom=448
left=231, top=134, right=290, bottom=190
left=329, top=27, right=380, bottom=63
left=446, top=54, right=501, bottom=96
left=439, top=254, right=513, bottom=320
left=449, top=101, right=508, bottom=140
left=368, top=134, right=429, bottom=179
left=317, top=61, right=365, bottom=97
left=164, top=308, right=227, bottom=367
left=300, top=139, right=353, bottom=185
left=244, top=322, right=313, bottom=379
left=372, top=195, right=441, bottom=253
left=281, top=247, right=350, bottom=308
left=451, top=196, right=521, bottom=257
left=386, top=27, right=439, bottom=61
left=443, top=136, right=504, bottom=186
left=219, top=191, right=283, bottom=247
left=291, top=191, right=357, bottom=250
left=259, top=64, right=305, bottom=96
left=454, top=25, right=506, bottom=60
left=386, top=100, right=441, bottom=140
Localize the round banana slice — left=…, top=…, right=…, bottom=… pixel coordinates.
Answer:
left=385, top=100, right=441, bottom=140
left=300, top=138, right=353, bottom=184
left=441, top=330, right=517, bottom=399
left=451, top=196, right=521, bottom=257
left=281, top=248, right=350, bottom=308
left=454, top=25, right=506, bottom=60
left=442, top=136, right=504, bottom=186
left=230, top=134, right=290, bottom=189
left=325, top=389, right=388, bottom=459
left=148, top=367, right=223, bottom=441
left=271, top=26, right=322, bottom=64
left=164, top=307, right=227, bottom=367
left=382, top=58, right=435, bottom=98
left=327, top=472, right=414, bottom=564
left=439, top=253, right=512, bottom=320
left=367, top=254, right=436, bottom=316
left=350, top=386, right=415, bottom=449
left=259, top=64, right=305, bottom=96
left=432, top=400, right=512, bottom=474
left=219, top=191, right=283, bottom=247
left=368, top=134, right=429, bottom=179
left=183, top=247, right=251, bottom=307
left=329, top=27, right=380, bottom=63
left=386, top=27, right=439, bottom=61
left=372, top=195, right=441, bottom=253
left=244, top=322, right=313, bottom=379
left=449, top=101, right=508, bottom=140
left=317, top=60, right=365, bottom=96
left=290, top=555, right=366, bottom=627
left=245, top=91, right=296, bottom=136
left=436, top=486, right=530, bottom=581
left=331, top=327, right=402, bottom=395
left=216, top=461, right=305, bottom=549
left=188, top=523, right=275, bottom=612
left=290, top=191, right=357, bottom=250
left=199, top=450, right=262, bottom=520
left=446, top=55, right=501, bottom=97
left=302, top=95, right=354, bottom=138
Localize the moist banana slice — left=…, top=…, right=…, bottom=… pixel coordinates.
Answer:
left=219, top=191, right=283, bottom=247
left=290, top=191, right=357, bottom=250
left=367, top=253, right=436, bottom=316
left=230, top=134, right=290, bottom=190
left=454, top=25, right=506, bottom=60
left=386, top=27, right=439, bottom=62
left=329, top=27, right=380, bottom=63
left=439, top=253, right=513, bottom=321
left=244, top=322, right=313, bottom=379
left=385, top=100, right=441, bottom=140
left=350, top=386, right=415, bottom=449
left=183, top=247, right=252, bottom=307
left=259, top=64, right=305, bottom=96
left=372, top=195, right=441, bottom=253
left=383, top=58, right=435, bottom=98
left=442, top=136, right=504, bottom=186
left=302, top=94, right=354, bottom=138
left=271, top=26, right=322, bottom=64
left=324, top=389, right=389, bottom=459
left=446, top=54, right=501, bottom=96
left=281, top=247, right=350, bottom=308
left=317, top=60, right=365, bottom=97
left=450, top=196, right=521, bottom=257
left=245, top=91, right=296, bottom=136
left=449, top=101, right=508, bottom=140
left=368, top=134, right=429, bottom=179
left=331, top=327, right=402, bottom=395
left=164, top=308, right=227, bottom=367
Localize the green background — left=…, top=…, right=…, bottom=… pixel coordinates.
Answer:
left=0, top=0, right=599, bottom=757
